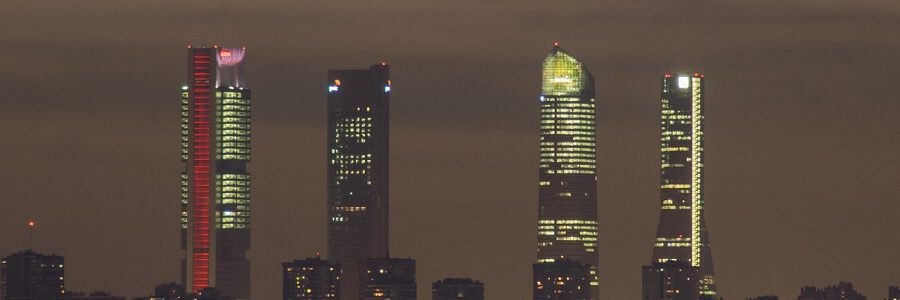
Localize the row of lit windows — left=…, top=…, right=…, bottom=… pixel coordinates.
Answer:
left=331, top=157, right=373, bottom=164
left=219, top=99, right=249, bottom=106
left=541, top=108, right=595, bottom=114
left=218, top=104, right=250, bottom=111
left=221, top=135, right=250, bottom=142
left=336, top=169, right=369, bottom=175
left=218, top=91, right=246, bottom=98
left=219, top=217, right=249, bottom=223
left=540, top=114, right=594, bottom=119
left=557, top=236, right=597, bottom=242
left=553, top=102, right=595, bottom=108
left=540, top=163, right=595, bottom=169
left=540, top=147, right=595, bottom=153
left=221, top=198, right=250, bottom=204
left=541, top=119, right=595, bottom=125
left=219, top=123, right=250, bottom=130
left=220, top=224, right=248, bottom=229
left=540, top=96, right=586, bottom=102
left=221, top=211, right=250, bottom=217
left=654, top=242, right=691, bottom=247
left=540, top=125, right=595, bottom=131
left=540, top=219, right=598, bottom=225
left=333, top=206, right=367, bottom=212
left=539, top=158, right=597, bottom=164
left=541, top=130, right=595, bottom=136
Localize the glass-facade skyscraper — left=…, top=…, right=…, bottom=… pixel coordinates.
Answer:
left=326, top=63, right=391, bottom=300
left=535, top=44, right=599, bottom=299
left=181, top=45, right=251, bottom=299
left=647, top=73, right=716, bottom=298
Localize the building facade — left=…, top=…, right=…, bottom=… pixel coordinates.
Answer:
left=533, top=259, right=591, bottom=300
left=647, top=73, right=716, bottom=298
left=326, top=63, right=391, bottom=300
left=181, top=45, right=252, bottom=299
left=0, top=250, right=65, bottom=300
left=431, top=278, right=484, bottom=300
left=535, top=44, right=599, bottom=299
left=282, top=257, right=341, bottom=300
left=359, top=258, right=415, bottom=300
left=641, top=261, right=699, bottom=300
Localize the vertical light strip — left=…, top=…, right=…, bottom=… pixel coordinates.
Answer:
left=690, top=76, right=703, bottom=267
left=190, top=49, right=212, bottom=292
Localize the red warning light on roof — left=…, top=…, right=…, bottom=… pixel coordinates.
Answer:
left=664, top=74, right=673, bottom=78
left=27, top=219, right=36, bottom=229
left=553, top=41, right=560, bottom=47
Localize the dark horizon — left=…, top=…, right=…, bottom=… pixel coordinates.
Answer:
left=1, top=0, right=900, bottom=299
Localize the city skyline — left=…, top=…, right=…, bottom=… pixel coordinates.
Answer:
left=2, top=1, right=900, bottom=299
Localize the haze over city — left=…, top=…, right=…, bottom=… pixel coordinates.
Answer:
left=1, top=0, right=899, bottom=299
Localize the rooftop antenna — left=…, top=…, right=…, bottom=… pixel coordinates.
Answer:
left=26, top=218, right=36, bottom=250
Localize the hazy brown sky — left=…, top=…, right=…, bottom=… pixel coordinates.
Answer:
left=1, top=0, right=899, bottom=299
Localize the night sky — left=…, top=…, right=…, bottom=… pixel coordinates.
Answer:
left=1, top=0, right=899, bottom=299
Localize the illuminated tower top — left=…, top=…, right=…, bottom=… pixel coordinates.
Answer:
left=542, top=45, right=593, bottom=97
left=216, top=47, right=247, bottom=88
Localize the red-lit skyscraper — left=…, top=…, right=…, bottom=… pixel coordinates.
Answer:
left=181, top=45, right=251, bottom=300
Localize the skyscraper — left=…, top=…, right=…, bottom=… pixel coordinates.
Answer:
left=431, top=278, right=484, bottom=300
left=181, top=45, right=251, bottom=299
left=532, top=259, right=591, bottom=300
left=282, top=256, right=341, bottom=300
left=647, top=73, right=716, bottom=298
left=326, top=63, right=391, bottom=300
left=359, top=257, right=415, bottom=300
left=535, top=43, right=599, bottom=299
left=0, top=250, right=65, bottom=300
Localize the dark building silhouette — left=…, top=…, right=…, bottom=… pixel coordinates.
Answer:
left=889, top=286, right=899, bottom=300
left=326, top=63, right=391, bottom=300
left=282, top=256, right=341, bottom=300
left=641, top=261, right=699, bottom=300
left=535, top=43, right=599, bottom=299
left=797, top=282, right=866, bottom=300
left=131, top=282, right=185, bottom=300
left=180, top=45, right=252, bottom=299
left=431, top=278, right=484, bottom=300
left=187, top=287, right=234, bottom=300
left=65, top=291, right=126, bottom=300
left=533, top=259, right=591, bottom=300
left=647, top=73, right=717, bottom=298
left=153, top=282, right=186, bottom=299
left=0, top=250, right=65, bottom=300
left=359, top=257, right=415, bottom=300
left=747, top=296, right=779, bottom=300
